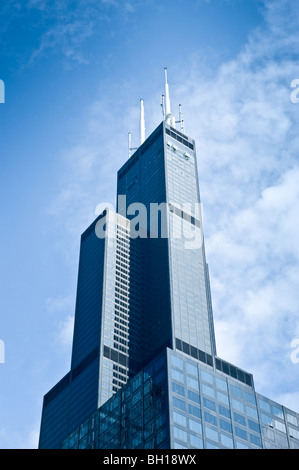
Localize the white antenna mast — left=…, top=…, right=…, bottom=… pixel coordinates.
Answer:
left=164, top=67, right=172, bottom=125
left=128, top=132, right=137, bottom=158
left=128, top=132, right=132, bottom=159
left=178, top=104, right=185, bottom=133
left=161, top=94, right=165, bottom=119
left=140, top=99, right=145, bottom=145
left=164, top=67, right=176, bottom=127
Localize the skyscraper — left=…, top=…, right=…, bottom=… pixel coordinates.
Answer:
left=39, top=70, right=299, bottom=450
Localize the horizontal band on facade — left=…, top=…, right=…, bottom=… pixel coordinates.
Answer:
left=175, top=337, right=253, bottom=387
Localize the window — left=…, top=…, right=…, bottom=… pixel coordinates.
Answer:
left=188, top=404, right=201, bottom=419
left=274, top=420, right=286, bottom=433
left=217, top=391, right=229, bottom=405
left=232, top=399, right=244, bottom=413
left=188, top=418, right=202, bottom=434
left=250, top=434, right=262, bottom=447
left=171, top=355, right=184, bottom=370
left=188, top=390, right=200, bottom=404
left=246, top=405, right=258, bottom=420
left=190, top=434, right=203, bottom=448
left=218, top=404, right=231, bottom=419
left=201, top=370, right=213, bottom=384
left=216, top=377, right=227, bottom=391
left=248, top=419, right=260, bottom=433
left=260, top=413, right=273, bottom=426
left=186, top=362, right=198, bottom=377
left=289, top=427, right=299, bottom=440
left=203, top=397, right=216, bottom=412
left=230, top=385, right=243, bottom=399
left=245, top=392, right=256, bottom=405
left=173, top=412, right=186, bottom=427
left=233, top=412, right=246, bottom=426
left=220, top=433, right=234, bottom=448
left=187, top=376, right=199, bottom=391
left=202, top=384, right=215, bottom=398
left=220, top=419, right=232, bottom=434
left=171, top=369, right=184, bottom=383
left=173, top=426, right=187, bottom=443
left=258, top=398, right=271, bottom=413
left=272, top=405, right=284, bottom=420
left=205, top=426, right=218, bottom=442
left=287, top=414, right=298, bottom=426
left=204, top=412, right=217, bottom=426
left=173, top=397, right=186, bottom=412
left=172, top=382, right=185, bottom=397
left=235, top=426, right=247, bottom=441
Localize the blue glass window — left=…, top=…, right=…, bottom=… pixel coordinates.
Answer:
left=188, top=418, right=202, bottom=434
left=173, top=426, right=187, bottom=443
left=203, top=397, right=216, bottom=412
left=230, top=385, right=243, bottom=399
left=248, top=419, right=260, bottom=433
left=250, top=433, right=262, bottom=447
left=171, top=369, right=184, bottom=383
left=186, top=363, right=198, bottom=377
left=173, top=397, right=186, bottom=412
left=235, top=426, right=247, bottom=441
left=187, top=376, right=199, bottom=391
left=188, top=404, right=201, bottom=419
left=188, top=390, right=200, bottom=404
left=173, top=411, right=186, bottom=427
left=205, top=426, right=218, bottom=442
left=190, top=434, right=203, bottom=448
left=204, top=411, right=217, bottom=426
left=172, top=382, right=185, bottom=397
left=219, top=419, right=232, bottom=434
left=218, top=404, right=231, bottom=419
left=233, top=412, right=246, bottom=426
left=246, top=405, right=258, bottom=419
left=220, top=433, right=234, bottom=448
left=171, top=355, right=184, bottom=370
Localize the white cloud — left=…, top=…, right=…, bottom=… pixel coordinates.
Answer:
left=46, top=295, right=74, bottom=313
left=44, top=0, right=299, bottom=412
left=166, top=0, right=299, bottom=411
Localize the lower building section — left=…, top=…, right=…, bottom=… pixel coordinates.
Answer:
left=60, top=348, right=299, bottom=450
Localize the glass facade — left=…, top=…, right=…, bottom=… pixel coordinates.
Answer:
left=60, top=351, right=170, bottom=449
left=39, top=118, right=299, bottom=450
left=164, top=125, right=216, bottom=356
left=60, top=348, right=299, bottom=449
left=39, top=209, right=140, bottom=448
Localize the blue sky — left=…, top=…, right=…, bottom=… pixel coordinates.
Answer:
left=1, top=0, right=299, bottom=448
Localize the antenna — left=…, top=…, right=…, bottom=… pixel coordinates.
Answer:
left=178, top=104, right=185, bottom=133
left=161, top=94, right=165, bottom=119
left=164, top=67, right=172, bottom=125
left=128, top=132, right=132, bottom=159
left=140, top=99, right=145, bottom=145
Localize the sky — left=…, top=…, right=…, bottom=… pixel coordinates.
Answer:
left=0, top=0, right=299, bottom=449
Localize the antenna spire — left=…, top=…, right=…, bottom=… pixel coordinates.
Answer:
left=164, top=68, right=172, bottom=125
left=164, top=67, right=176, bottom=127
left=140, top=99, right=145, bottom=145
